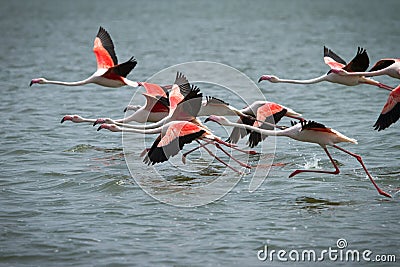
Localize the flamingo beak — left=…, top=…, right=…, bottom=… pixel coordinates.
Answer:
left=97, top=125, right=104, bottom=131
left=258, top=76, right=263, bottom=83
left=29, top=80, right=34, bottom=86
left=123, top=106, right=128, bottom=113
left=204, top=117, right=211, bottom=123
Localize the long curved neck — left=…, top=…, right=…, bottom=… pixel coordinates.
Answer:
left=114, top=116, right=168, bottom=129
left=275, top=75, right=327, bottom=84
left=43, top=78, right=92, bottom=86
left=226, top=121, right=287, bottom=137
left=119, top=125, right=163, bottom=134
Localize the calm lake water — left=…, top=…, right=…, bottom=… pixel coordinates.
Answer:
left=1, top=0, right=399, bottom=266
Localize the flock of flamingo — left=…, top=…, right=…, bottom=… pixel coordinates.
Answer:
left=30, top=27, right=400, bottom=198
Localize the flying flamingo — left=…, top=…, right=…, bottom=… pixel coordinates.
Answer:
left=30, top=26, right=139, bottom=88
left=373, top=84, right=400, bottom=131
left=97, top=121, right=255, bottom=173
left=331, top=58, right=400, bottom=80
left=258, top=46, right=393, bottom=91
left=205, top=115, right=392, bottom=198
left=226, top=101, right=303, bottom=147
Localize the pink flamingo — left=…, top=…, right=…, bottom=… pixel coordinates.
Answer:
left=30, top=27, right=139, bottom=88
left=205, top=115, right=392, bottom=198
left=258, top=46, right=393, bottom=91
left=332, top=58, right=400, bottom=80
left=374, top=84, right=400, bottom=131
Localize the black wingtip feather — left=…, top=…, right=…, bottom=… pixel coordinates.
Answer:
left=143, top=130, right=206, bottom=165
left=324, top=46, right=347, bottom=65
left=373, top=103, right=400, bottom=131
left=205, top=96, right=230, bottom=106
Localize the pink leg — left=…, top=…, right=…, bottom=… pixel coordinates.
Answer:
left=332, top=145, right=392, bottom=198
left=289, top=146, right=340, bottom=178
left=214, top=143, right=252, bottom=169
left=181, top=140, right=210, bottom=164
left=201, top=143, right=244, bottom=174
left=377, top=83, right=394, bottom=91
left=213, top=138, right=257, bottom=155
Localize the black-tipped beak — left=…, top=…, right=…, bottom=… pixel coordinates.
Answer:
left=123, top=107, right=128, bottom=113
left=97, top=125, right=103, bottom=131
left=204, top=118, right=210, bottom=123
left=60, top=117, right=65, bottom=123
left=29, top=81, right=33, bottom=87
left=257, top=77, right=263, bottom=83
left=93, top=121, right=99, bottom=127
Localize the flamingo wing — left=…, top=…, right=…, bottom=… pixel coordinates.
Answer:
left=300, top=120, right=334, bottom=133
left=227, top=115, right=255, bottom=144
left=369, top=59, right=395, bottom=72
left=342, top=47, right=369, bottom=72
left=168, top=72, right=191, bottom=112
left=248, top=103, right=287, bottom=148
left=93, top=27, right=118, bottom=69
left=102, top=57, right=137, bottom=80
left=374, top=86, right=400, bottom=131
left=140, top=82, right=168, bottom=98
left=142, top=93, right=170, bottom=113
left=170, top=85, right=203, bottom=121
left=324, top=46, right=346, bottom=69
left=143, top=122, right=206, bottom=164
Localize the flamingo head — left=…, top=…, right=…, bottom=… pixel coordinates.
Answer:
left=97, top=123, right=122, bottom=132
left=204, top=115, right=230, bottom=126
left=258, top=75, right=279, bottom=83
left=30, top=78, right=47, bottom=86
left=61, top=115, right=85, bottom=123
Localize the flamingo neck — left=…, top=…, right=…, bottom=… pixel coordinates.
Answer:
left=274, top=75, right=327, bottom=84
left=225, top=121, right=284, bottom=137
left=42, top=78, right=92, bottom=86
left=114, top=116, right=168, bottom=130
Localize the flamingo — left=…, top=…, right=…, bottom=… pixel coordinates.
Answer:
left=97, top=121, right=255, bottom=173
left=30, top=26, right=139, bottom=88
left=226, top=101, right=303, bottom=147
left=331, top=58, right=400, bottom=80
left=205, top=115, right=392, bottom=198
left=373, top=84, right=400, bottom=131
left=258, top=46, right=393, bottom=91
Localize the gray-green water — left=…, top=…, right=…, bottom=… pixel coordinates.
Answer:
left=1, top=0, right=399, bottom=266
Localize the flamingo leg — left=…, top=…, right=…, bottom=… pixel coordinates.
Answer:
left=289, top=146, right=340, bottom=178
left=201, top=142, right=244, bottom=174
left=181, top=140, right=211, bottom=164
left=212, top=138, right=257, bottom=155
left=332, top=145, right=392, bottom=198
left=210, top=142, right=252, bottom=169
left=361, top=80, right=393, bottom=91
